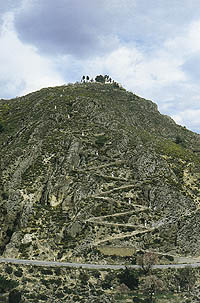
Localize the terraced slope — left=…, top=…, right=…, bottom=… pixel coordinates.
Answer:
left=0, top=82, right=200, bottom=265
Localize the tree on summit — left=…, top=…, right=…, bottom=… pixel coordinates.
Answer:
left=95, top=75, right=105, bottom=83
left=95, top=74, right=114, bottom=84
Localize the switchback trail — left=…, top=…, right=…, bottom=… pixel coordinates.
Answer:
left=0, top=258, right=200, bottom=270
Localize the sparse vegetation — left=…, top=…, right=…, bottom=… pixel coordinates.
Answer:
left=140, top=274, right=165, bottom=302
left=0, top=81, right=200, bottom=302
left=118, top=267, right=140, bottom=290
left=175, top=266, right=197, bottom=292
left=0, top=276, right=18, bottom=293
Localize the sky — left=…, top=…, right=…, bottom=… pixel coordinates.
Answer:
left=1, top=0, right=200, bottom=133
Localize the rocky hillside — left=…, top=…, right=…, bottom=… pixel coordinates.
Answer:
left=1, top=81, right=200, bottom=264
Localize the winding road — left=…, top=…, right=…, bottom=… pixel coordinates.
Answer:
left=0, top=258, right=200, bottom=270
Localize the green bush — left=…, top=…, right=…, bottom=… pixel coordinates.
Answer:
left=54, top=268, right=61, bottom=275
left=102, top=273, right=113, bottom=290
left=56, top=292, right=65, bottom=298
left=5, top=266, right=13, bottom=274
left=112, top=82, right=120, bottom=88
left=95, top=135, right=107, bottom=147
left=1, top=192, right=8, bottom=200
left=14, top=269, right=23, bottom=278
left=40, top=269, right=53, bottom=275
left=19, top=243, right=30, bottom=253
left=175, top=135, right=186, bottom=147
left=133, top=297, right=143, bottom=303
left=118, top=268, right=140, bottom=290
left=8, top=290, right=21, bottom=303
left=0, top=276, right=18, bottom=292
left=28, top=267, right=34, bottom=274
left=38, top=294, right=48, bottom=300
left=165, top=255, right=174, bottom=262
left=79, top=271, right=89, bottom=283
left=0, top=122, right=4, bottom=133
left=48, top=278, right=62, bottom=286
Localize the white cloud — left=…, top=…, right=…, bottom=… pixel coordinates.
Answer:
left=78, top=44, right=186, bottom=102
left=164, top=19, right=200, bottom=60
left=0, top=13, right=64, bottom=98
left=172, top=109, right=200, bottom=131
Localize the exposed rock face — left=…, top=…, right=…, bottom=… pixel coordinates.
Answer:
left=0, top=82, right=200, bottom=262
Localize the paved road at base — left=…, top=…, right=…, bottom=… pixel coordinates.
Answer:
left=0, top=258, right=200, bottom=270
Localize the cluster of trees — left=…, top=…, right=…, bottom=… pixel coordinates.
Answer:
left=81, top=75, right=120, bottom=87
left=81, top=75, right=91, bottom=82
left=81, top=74, right=112, bottom=83
left=118, top=252, right=198, bottom=302
left=0, top=275, right=21, bottom=302
left=95, top=75, right=112, bottom=83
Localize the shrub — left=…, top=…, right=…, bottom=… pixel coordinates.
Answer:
left=38, top=294, right=48, bottom=300
left=175, top=266, right=197, bottom=292
left=14, top=269, right=23, bottom=278
left=102, top=273, right=113, bottom=290
left=175, top=135, right=186, bottom=147
left=95, top=135, right=107, bottom=147
left=0, top=276, right=18, bottom=292
left=166, top=255, right=174, bottom=262
left=8, top=290, right=21, bottom=303
left=1, top=192, right=8, bottom=200
left=54, top=268, right=61, bottom=275
left=40, top=269, right=53, bottom=275
left=28, top=267, right=34, bottom=274
left=112, top=82, right=120, bottom=88
left=5, top=266, right=13, bottom=274
left=118, top=268, right=140, bottom=290
left=79, top=271, right=89, bottom=283
left=0, top=122, right=4, bottom=133
left=140, top=275, right=164, bottom=303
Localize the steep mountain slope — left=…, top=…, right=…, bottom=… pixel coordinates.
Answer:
left=0, top=82, right=200, bottom=264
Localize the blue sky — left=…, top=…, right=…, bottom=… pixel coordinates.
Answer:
left=1, top=1, right=200, bottom=132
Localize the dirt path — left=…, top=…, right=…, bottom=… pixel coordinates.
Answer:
left=93, top=229, right=153, bottom=246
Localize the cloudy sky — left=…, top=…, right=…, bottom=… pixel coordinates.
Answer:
left=1, top=0, right=200, bottom=132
